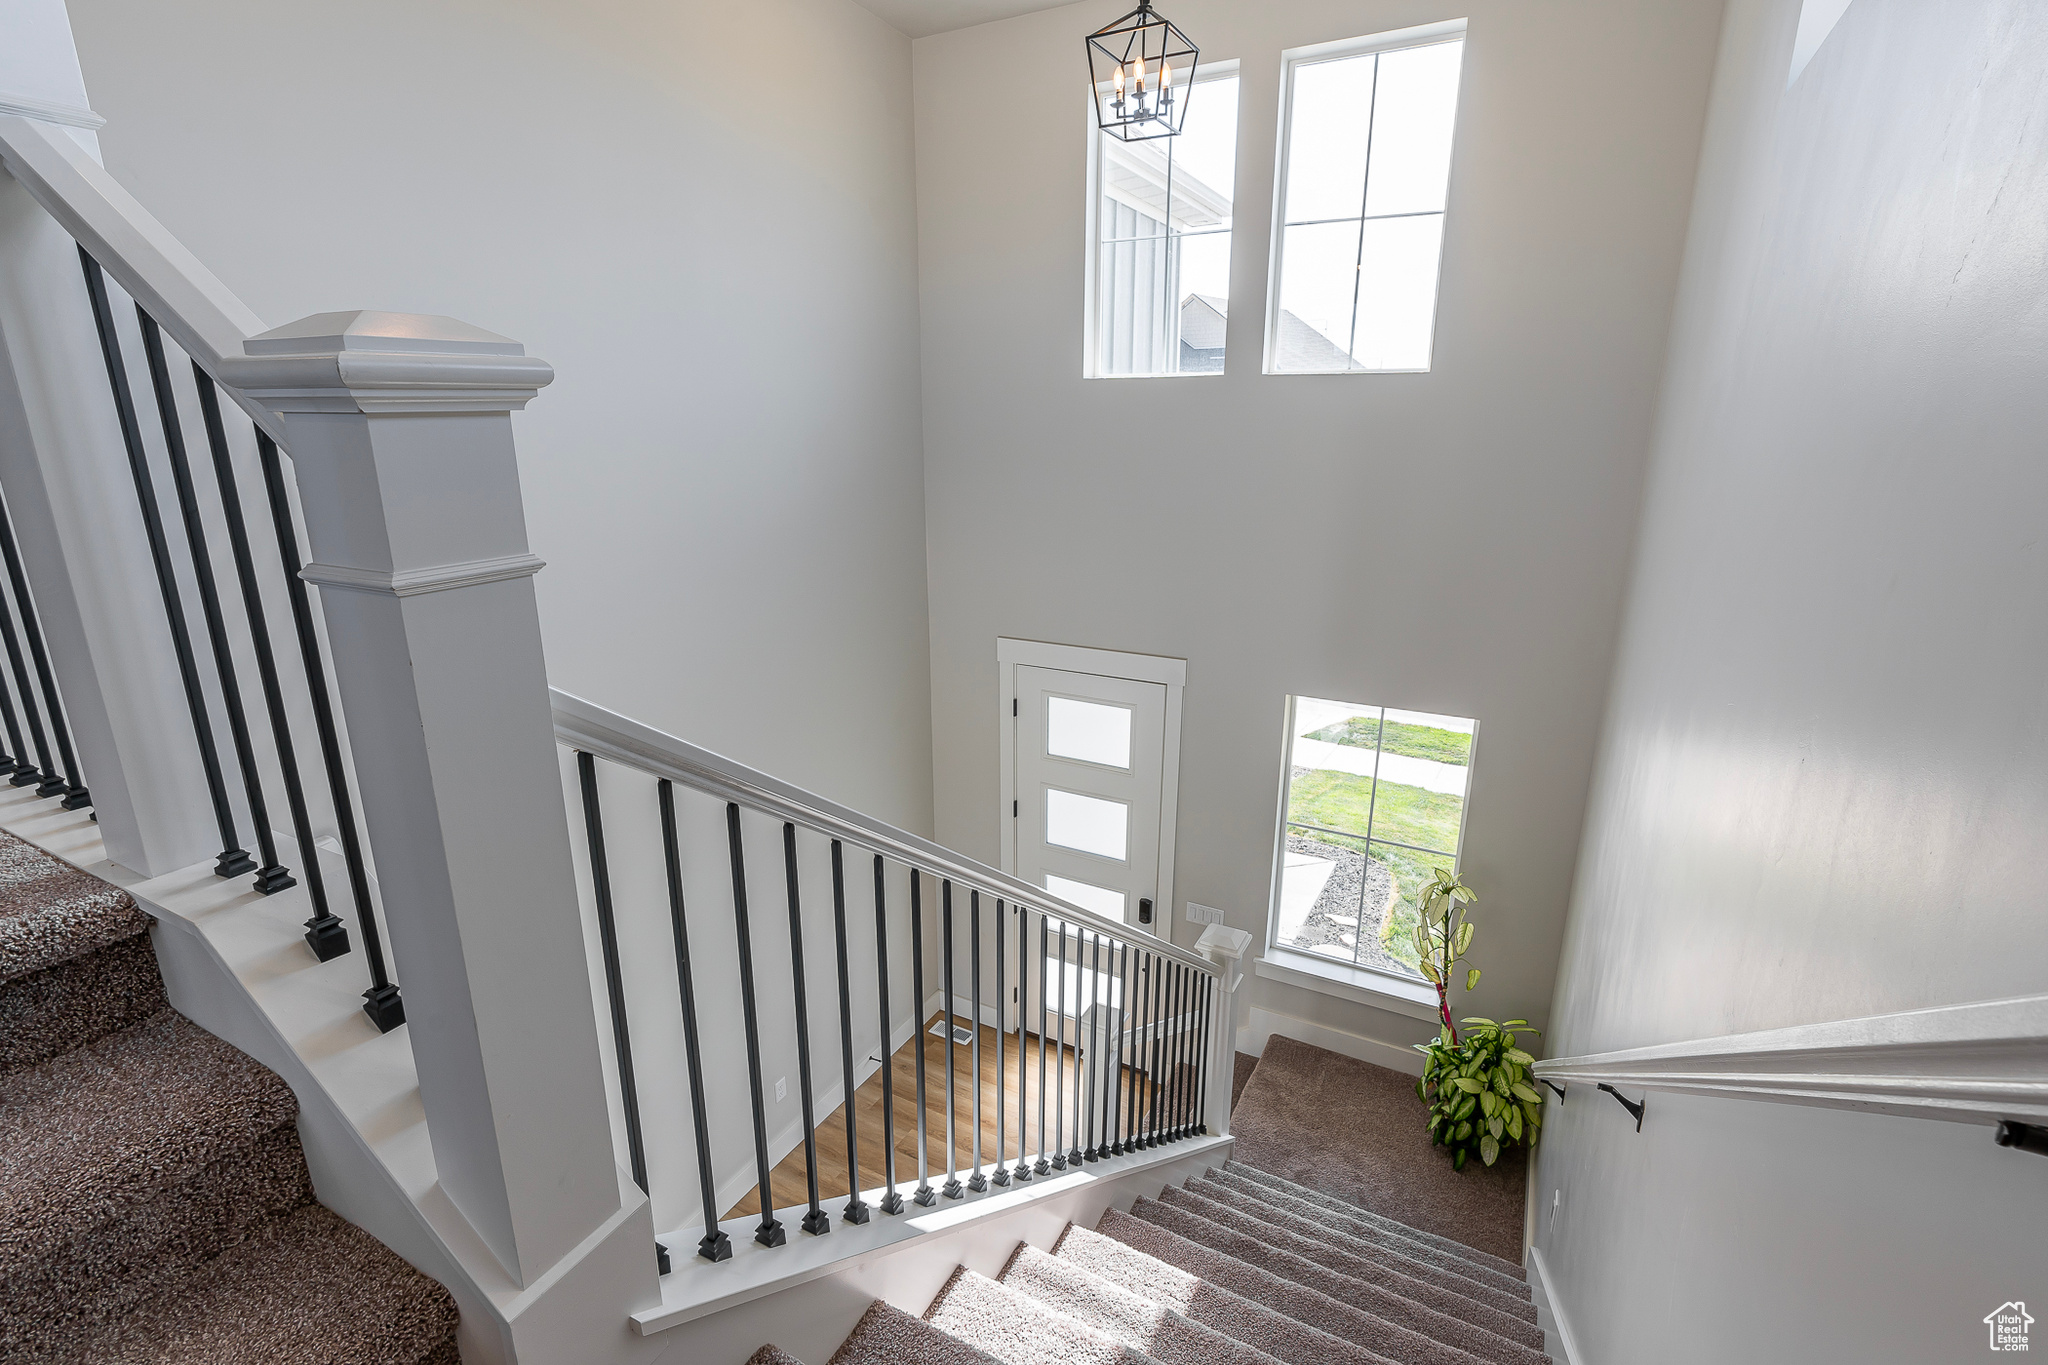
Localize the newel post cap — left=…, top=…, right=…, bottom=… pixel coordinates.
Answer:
left=1196, top=923, right=1253, bottom=963
left=219, top=310, right=555, bottom=415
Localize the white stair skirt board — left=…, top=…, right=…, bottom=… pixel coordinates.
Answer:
left=1525, top=1244, right=1585, bottom=1365
left=638, top=1133, right=1234, bottom=1335
left=1244, top=1006, right=1428, bottom=1079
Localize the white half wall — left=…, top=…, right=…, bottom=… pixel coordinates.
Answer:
left=1536, top=0, right=2048, bottom=1358
left=64, top=0, right=936, bottom=835
left=912, top=0, right=1725, bottom=1048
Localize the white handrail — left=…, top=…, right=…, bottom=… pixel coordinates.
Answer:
left=0, top=113, right=285, bottom=443
left=552, top=688, right=1217, bottom=977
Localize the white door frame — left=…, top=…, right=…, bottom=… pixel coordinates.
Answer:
left=997, top=638, right=1186, bottom=944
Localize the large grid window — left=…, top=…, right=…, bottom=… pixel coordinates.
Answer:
left=1271, top=697, right=1475, bottom=980
left=1267, top=25, right=1465, bottom=373
left=1087, top=67, right=1241, bottom=377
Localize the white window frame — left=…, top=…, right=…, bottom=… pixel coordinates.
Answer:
left=1082, top=58, right=1242, bottom=381
left=1262, top=18, right=1467, bottom=376
left=997, top=638, right=1185, bottom=943
left=1257, top=693, right=1477, bottom=1015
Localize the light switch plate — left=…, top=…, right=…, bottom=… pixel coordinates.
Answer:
left=775, top=1077, right=788, bottom=1102
left=1185, top=902, right=1224, bottom=926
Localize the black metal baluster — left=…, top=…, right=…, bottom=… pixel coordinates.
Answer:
left=194, top=374, right=345, bottom=951
left=1110, top=941, right=1129, bottom=1156
left=0, top=485, right=87, bottom=807
left=1130, top=949, right=1146, bottom=1154
left=254, top=433, right=399, bottom=1029
left=1179, top=961, right=1196, bottom=1146
left=575, top=754, right=663, bottom=1272
left=1069, top=926, right=1087, bottom=1168
left=0, top=556, right=60, bottom=794
left=1035, top=914, right=1050, bottom=1176
left=1012, top=904, right=1032, bottom=1183
left=781, top=824, right=829, bottom=1237
left=829, top=841, right=869, bottom=1225
left=873, top=855, right=905, bottom=1215
left=725, top=804, right=785, bottom=1247
left=137, top=311, right=289, bottom=892
left=991, top=898, right=1009, bottom=1187
left=0, top=613, right=33, bottom=784
left=1052, top=919, right=1068, bottom=1170
left=967, top=889, right=987, bottom=1192
left=1084, top=931, right=1101, bottom=1162
left=657, top=781, right=731, bottom=1264
left=1146, top=952, right=1166, bottom=1148
left=1194, top=972, right=1214, bottom=1135
left=78, top=253, right=251, bottom=878
left=909, top=870, right=935, bottom=1206
left=940, top=880, right=962, bottom=1199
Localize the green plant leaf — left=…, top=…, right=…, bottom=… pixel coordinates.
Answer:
left=1466, top=968, right=1481, bottom=991
left=1480, top=1134, right=1499, bottom=1166
left=1507, top=1106, right=1523, bottom=1140
left=1488, top=1114, right=1504, bottom=1140
left=1455, top=921, right=1475, bottom=954
left=1454, top=1147, right=1469, bottom=1171
left=1454, top=1120, right=1472, bottom=1141
left=1506, top=1048, right=1536, bottom=1066
left=1460, top=1017, right=1498, bottom=1027
left=1454, top=1077, right=1484, bottom=1094
left=1511, top=1082, right=1542, bottom=1104
left=1419, top=958, right=1442, bottom=984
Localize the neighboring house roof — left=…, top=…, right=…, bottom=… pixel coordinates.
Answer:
left=1178, top=294, right=1355, bottom=371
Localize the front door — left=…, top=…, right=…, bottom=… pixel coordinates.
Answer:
left=1012, top=665, right=1168, bottom=933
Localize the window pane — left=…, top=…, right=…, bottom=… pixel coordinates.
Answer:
left=1045, top=787, right=1129, bottom=861
left=1363, top=40, right=1464, bottom=217
left=1048, top=949, right=1124, bottom=1013
left=1174, top=76, right=1239, bottom=232
left=1046, top=873, right=1126, bottom=920
left=1046, top=696, right=1133, bottom=769
left=1284, top=53, right=1376, bottom=222
left=1369, top=843, right=1457, bottom=977
left=1351, top=213, right=1444, bottom=370
left=1275, top=220, right=1363, bottom=371
left=1176, top=234, right=1231, bottom=372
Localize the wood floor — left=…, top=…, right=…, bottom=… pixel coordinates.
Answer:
left=720, top=1012, right=1179, bottom=1222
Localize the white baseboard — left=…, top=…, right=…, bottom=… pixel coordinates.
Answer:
left=1244, top=1006, right=1426, bottom=1077
left=1525, top=1244, right=1584, bottom=1365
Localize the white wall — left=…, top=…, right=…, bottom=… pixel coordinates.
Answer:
left=912, top=0, right=1723, bottom=1050
left=1535, top=0, right=2048, bottom=1357
left=64, top=0, right=936, bottom=834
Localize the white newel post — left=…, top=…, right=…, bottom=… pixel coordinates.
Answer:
left=220, top=313, right=634, bottom=1292
left=1197, top=924, right=1252, bottom=1137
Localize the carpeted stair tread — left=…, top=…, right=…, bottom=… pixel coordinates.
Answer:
left=84, top=1201, right=458, bottom=1364
left=1122, top=1199, right=1546, bottom=1359
left=830, top=1299, right=1005, bottom=1365
left=997, top=1241, right=1286, bottom=1365
left=926, top=1265, right=1166, bottom=1365
left=1198, top=1171, right=1526, bottom=1291
left=1, top=1008, right=299, bottom=1279
left=1162, top=1182, right=1535, bottom=1322
left=1051, top=1222, right=1407, bottom=1365
left=1223, top=1162, right=1525, bottom=1281
left=1, top=931, right=166, bottom=1075
left=747, top=1346, right=807, bottom=1365
left=0, top=831, right=147, bottom=982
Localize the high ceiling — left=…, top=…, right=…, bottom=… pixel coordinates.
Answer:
left=854, top=0, right=1081, bottom=40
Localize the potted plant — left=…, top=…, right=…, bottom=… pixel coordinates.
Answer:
left=1408, top=868, right=1545, bottom=1168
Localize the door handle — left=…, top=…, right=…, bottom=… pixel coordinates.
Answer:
left=1138, top=897, right=1153, bottom=925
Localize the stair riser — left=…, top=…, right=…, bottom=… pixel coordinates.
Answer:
left=0, top=932, right=166, bottom=1076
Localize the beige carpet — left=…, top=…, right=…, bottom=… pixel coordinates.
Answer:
left=1226, top=1037, right=1525, bottom=1262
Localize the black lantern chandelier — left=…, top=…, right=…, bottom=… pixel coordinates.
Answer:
left=1086, top=1, right=1200, bottom=143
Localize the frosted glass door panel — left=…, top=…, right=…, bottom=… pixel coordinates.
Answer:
left=1045, top=788, right=1129, bottom=861
left=1046, top=696, right=1134, bottom=769
left=1046, top=874, right=1128, bottom=922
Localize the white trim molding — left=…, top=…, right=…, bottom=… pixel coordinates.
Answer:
left=301, top=553, right=547, bottom=598
left=1525, top=1244, right=1585, bottom=1365
left=0, top=93, right=104, bottom=129
left=1534, top=993, right=2048, bottom=1126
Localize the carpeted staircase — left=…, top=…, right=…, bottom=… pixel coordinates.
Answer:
left=0, top=830, right=460, bottom=1363
left=741, top=1137, right=1547, bottom=1365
